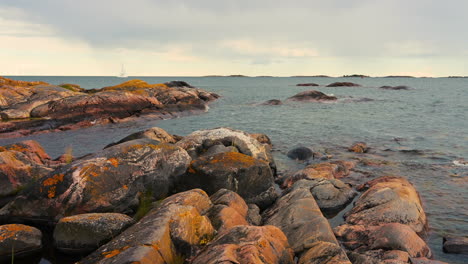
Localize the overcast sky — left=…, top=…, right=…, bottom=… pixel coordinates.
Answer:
left=1, top=0, right=467, bottom=76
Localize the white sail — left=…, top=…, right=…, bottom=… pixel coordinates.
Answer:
left=118, top=64, right=127, bottom=78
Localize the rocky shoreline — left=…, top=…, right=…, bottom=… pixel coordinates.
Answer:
left=0, top=77, right=219, bottom=138
left=0, top=125, right=462, bottom=264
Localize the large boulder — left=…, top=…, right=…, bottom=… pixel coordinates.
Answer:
left=207, top=189, right=249, bottom=233
left=191, top=225, right=295, bottom=264
left=104, top=126, right=178, bottom=148
left=0, top=139, right=191, bottom=222
left=175, top=152, right=277, bottom=209
left=176, top=127, right=275, bottom=171
left=262, top=184, right=351, bottom=263
left=282, top=161, right=354, bottom=189
left=344, top=176, right=427, bottom=233
left=53, top=213, right=134, bottom=253
left=0, top=224, right=42, bottom=260
left=287, top=90, right=337, bottom=102
left=79, top=189, right=215, bottom=264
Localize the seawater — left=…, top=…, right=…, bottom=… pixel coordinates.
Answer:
left=1, top=76, right=467, bottom=264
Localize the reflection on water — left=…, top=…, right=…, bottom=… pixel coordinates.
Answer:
left=1, top=76, right=467, bottom=264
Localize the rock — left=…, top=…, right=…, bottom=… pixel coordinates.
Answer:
left=79, top=189, right=215, bottom=264
left=191, top=225, right=295, bottom=264
left=53, top=213, right=134, bottom=254
left=208, top=189, right=249, bottom=233
left=296, top=83, right=319, bottom=86
left=262, top=185, right=350, bottom=263
left=104, top=127, right=178, bottom=148
left=250, top=133, right=272, bottom=146
left=0, top=78, right=219, bottom=138
left=326, top=82, right=361, bottom=87
left=0, top=140, right=54, bottom=201
left=443, top=236, right=468, bottom=254
left=59, top=83, right=87, bottom=93
left=282, top=161, right=354, bottom=188
left=287, top=90, right=337, bottom=102
left=287, top=146, right=313, bottom=160
left=0, top=224, right=42, bottom=260
left=175, top=152, right=277, bottom=209
left=200, top=144, right=239, bottom=157
left=380, top=85, right=410, bottom=90
left=345, top=176, right=427, bottom=233
left=349, top=142, right=368, bottom=153
left=176, top=128, right=275, bottom=170
left=334, top=223, right=431, bottom=258
left=290, top=178, right=356, bottom=212
left=0, top=139, right=191, bottom=222
left=247, top=204, right=262, bottom=225
left=261, top=99, right=283, bottom=105
left=410, top=257, right=449, bottom=264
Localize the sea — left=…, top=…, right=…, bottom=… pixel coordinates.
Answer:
left=1, top=76, right=467, bottom=264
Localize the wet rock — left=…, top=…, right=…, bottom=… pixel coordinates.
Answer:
left=0, top=139, right=191, bottom=222
left=380, top=85, right=410, bottom=90
left=296, top=83, right=319, bottom=86
left=247, top=204, right=262, bottom=225
left=176, top=127, right=276, bottom=171
left=282, top=161, right=354, bottom=188
left=79, top=189, right=215, bottom=264
left=53, top=213, right=134, bottom=254
left=326, top=82, right=361, bottom=87
left=334, top=223, right=431, bottom=258
left=200, top=144, right=239, bottom=157
left=250, top=133, right=272, bottom=146
left=0, top=224, right=42, bottom=260
left=287, top=90, right=337, bottom=102
left=410, top=257, right=449, bottom=264
left=262, top=185, right=350, bottom=263
left=287, top=146, right=313, bottom=160
left=291, top=178, right=356, bottom=212
left=346, top=176, right=427, bottom=233
left=261, top=99, right=283, bottom=105
left=443, top=236, right=468, bottom=254
left=0, top=140, right=54, bottom=201
left=175, top=152, right=277, bottom=209
left=349, top=142, right=368, bottom=153
left=191, top=225, right=295, bottom=264
left=104, top=127, right=178, bottom=148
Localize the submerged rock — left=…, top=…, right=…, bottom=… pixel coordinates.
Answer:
left=380, top=85, right=411, bottom=90
left=79, top=189, right=215, bottom=264
left=175, top=152, right=277, bottom=209
left=349, top=142, right=369, bottom=153
left=287, top=146, right=313, bottom=160
left=287, top=90, right=337, bottom=102
left=326, top=82, right=361, bottom=87
left=296, top=83, right=319, bottom=86
left=53, top=213, right=134, bottom=254
left=443, top=236, right=468, bottom=254
left=261, top=99, right=283, bottom=105
left=0, top=139, right=191, bottom=222
left=0, top=224, right=42, bottom=260
left=191, top=225, right=294, bottom=264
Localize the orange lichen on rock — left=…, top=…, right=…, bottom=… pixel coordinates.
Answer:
left=0, top=224, right=34, bottom=240
left=101, top=80, right=168, bottom=92
left=102, top=246, right=130, bottom=258
left=108, top=157, right=119, bottom=167
left=43, top=173, right=65, bottom=186
left=207, top=152, right=259, bottom=167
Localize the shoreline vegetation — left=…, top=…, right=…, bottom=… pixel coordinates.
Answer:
left=0, top=76, right=465, bottom=264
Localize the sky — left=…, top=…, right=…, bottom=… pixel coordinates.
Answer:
left=0, top=0, right=467, bottom=77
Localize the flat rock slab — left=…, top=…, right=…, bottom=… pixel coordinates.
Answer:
left=443, top=236, right=468, bottom=254
left=0, top=224, right=42, bottom=259
left=54, top=213, right=134, bottom=253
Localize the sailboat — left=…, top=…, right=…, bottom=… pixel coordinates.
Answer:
left=118, top=64, right=128, bottom=78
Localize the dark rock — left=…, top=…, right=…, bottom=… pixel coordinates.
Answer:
left=247, top=204, right=262, bottom=226
left=261, top=99, right=283, bottom=105
left=443, top=236, right=468, bottom=254
left=287, top=146, right=313, bottom=160
left=296, top=83, right=319, bottom=86
left=53, top=213, right=134, bottom=254
left=326, top=82, right=361, bottom=87
left=346, top=176, right=427, bottom=233
left=79, top=189, right=215, bottom=264
left=0, top=224, right=42, bottom=260
left=287, top=90, right=337, bottom=102
left=0, top=139, right=191, bottom=222
left=262, top=185, right=351, bottom=263
left=410, top=257, right=449, bottom=264
left=380, top=85, right=411, bottom=90
left=176, top=152, right=277, bottom=209
left=191, top=225, right=295, bottom=264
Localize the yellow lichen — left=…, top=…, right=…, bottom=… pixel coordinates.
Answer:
left=102, top=246, right=130, bottom=258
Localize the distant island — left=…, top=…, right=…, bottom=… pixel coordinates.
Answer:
left=290, top=75, right=330, bottom=78
left=342, top=74, right=369, bottom=78
left=382, top=75, right=416, bottom=78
